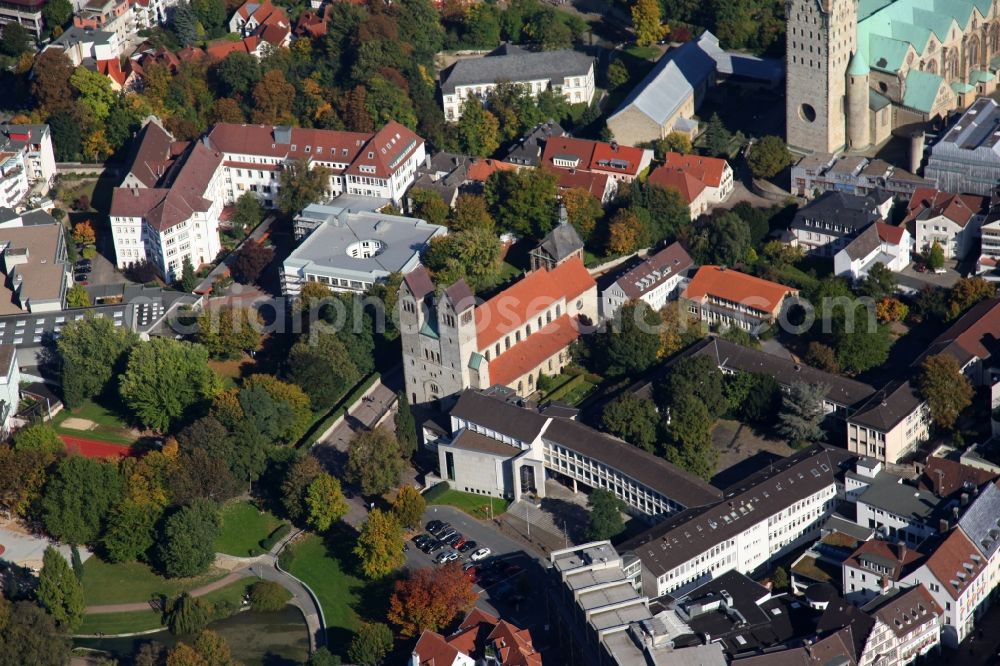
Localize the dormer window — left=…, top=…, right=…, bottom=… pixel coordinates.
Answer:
left=368, top=152, right=374, bottom=158
left=291, top=144, right=297, bottom=151
left=305, top=146, right=311, bottom=153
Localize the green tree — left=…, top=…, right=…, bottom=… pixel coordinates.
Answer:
left=601, top=394, right=659, bottom=453
left=42, top=0, right=73, bottom=33
left=772, top=566, right=789, bottom=591
left=213, top=52, right=262, bottom=98
left=408, top=188, right=450, bottom=226
left=191, top=0, right=225, bottom=37
left=248, top=581, right=290, bottom=612
left=37, top=547, right=84, bottom=631
left=455, top=98, right=500, bottom=157
left=170, top=448, right=242, bottom=505
left=606, top=59, right=629, bottom=89
left=307, top=647, right=342, bottom=666
left=70, top=67, right=117, bottom=122
left=663, top=393, right=717, bottom=480
left=285, top=335, right=359, bottom=411
left=0, top=599, right=71, bottom=665
left=364, top=74, right=418, bottom=130
left=724, top=372, right=781, bottom=424
left=102, top=499, right=161, bottom=563
left=775, top=382, right=827, bottom=447
left=305, top=473, right=349, bottom=532
left=13, top=424, right=62, bottom=455
left=747, top=135, right=791, bottom=179
left=919, top=353, right=973, bottom=431
left=65, top=284, right=90, bottom=308
left=230, top=192, right=262, bottom=238
left=858, top=262, right=896, bottom=299
left=166, top=593, right=211, bottom=635
left=354, top=508, right=405, bottom=579
left=119, top=338, right=219, bottom=432
left=561, top=187, right=603, bottom=242
left=196, top=306, right=261, bottom=360
left=632, top=0, right=666, bottom=46
left=947, top=277, right=996, bottom=320
left=48, top=111, right=82, bottom=161
left=240, top=374, right=312, bottom=444
left=57, top=315, right=139, bottom=408
left=391, top=484, right=426, bottom=530
left=42, top=456, right=123, bottom=545
left=0, top=22, right=29, bottom=57
left=702, top=113, right=732, bottom=157
left=421, top=228, right=502, bottom=290
left=686, top=212, right=752, bottom=266
left=485, top=168, right=559, bottom=238
left=833, top=306, right=891, bottom=373
left=394, top=391, right=417, bottom=458
left=658, top=132, right=693, bottom=156
left=346, top=427, right=403, bottom=496
left=348, top=622, right=394, bottom=666
left=157, top=499, right=221, bottom=578
left=278, top=159, right=332, bottom=215
left=171, top=2, right=201, bottom=46
left=926, top=240, right=945, bottom=270
left=602, top=301, right=662, bottom=377
left=281, top=455, right=323, bottom=523
left=180, top=256, right=198, bottom=293
left=193, top=630, right=236, bottom=665
left=586, top=488, right=625, bottom=540
left=657, top=355, right=728, bottom=418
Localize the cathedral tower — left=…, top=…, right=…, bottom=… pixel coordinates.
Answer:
left=785, top=0, right=858, bottom=153
left=846, top=52, right=871, bottom=150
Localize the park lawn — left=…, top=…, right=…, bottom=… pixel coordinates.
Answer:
left=214, top=501, right=283, bottom=557
left=78, top=609, right=164, bottom=635
left=198, top=577, right=253, bottom=608
left=285, top=533, right=362, bottom=634
left=81, top=557, right=229, bottom=607
left=624, top=44, right=661, bottom=60
left=53, top=399, right=137, bottom=445
left=423, top=484, right=510, bottom=519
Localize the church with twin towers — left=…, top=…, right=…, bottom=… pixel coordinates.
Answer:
left=786, top=0, right=1000, bottom=154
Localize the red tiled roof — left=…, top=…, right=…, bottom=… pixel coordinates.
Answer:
left=551, top=167, right=609, bottom=200
left=413, top=630, right=462, bottom=666
left=488, top=315, right=580, bottom=387
left=345, top=121, right=423, bottom=180
left=925, top=297, right=1000, bottom=362
left=919, top=456, right=997, bottom=497
left=123, top=120, right=175, bottom=188
left=485, top=620, right=542, bottom=666
left=177, top=46, right=206, bottom=62
left=683, top=266, right=797, bottom=315
left=295, top=8, right=328, bottom=37
left=475, top=256, right=594, bottom=350
left=905, top=187, right=987, bottom=228
left=208, top=123, right=372, bottom=165
left=96, top=58, right=126, bottom=86
left=924, top=528, right=986, bottom=600
left=843, top=539, right=923, bottom=582
left=647, top=166, right=705, bottom=204
left=541, top=136, right=647, bottom=177
left=466, top=158, right=517, bottom=182
left=661, top=152, right=729, bottom=188
left=872, top=585, right=943, bottom=639
left=205, top=36, right=259, bottom=60
left=875, top=221, right=905, bottom=245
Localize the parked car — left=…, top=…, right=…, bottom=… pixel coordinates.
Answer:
left=436, top=551, right=459, bottom=564
left=458, top=540, right=477, bottom=553
left=438, top=528, right=457, bottom=542
left=914, top=263, right=927, bottom=273
left=433, top=524, right=453, bottom=538
left=933, top=267, right=947, bottom=275
left=463, top=565, right=480, bottom=582
left=443, top=532, right=463, bottom=546
left=426, top=520, right=442, bottom=533
left=452, top=536, right=467, bottom=550
left=428, top=541, right=445, bottom=554
left=470, top=547, right=492, bottom=561
left=73, top=273, right=89, bottom=285
left=75, top=260, right=92, bottom=272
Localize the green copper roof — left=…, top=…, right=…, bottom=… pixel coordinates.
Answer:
left=951, top=80, right=975, bottom=94
left=890, top=22, right=931, bottom=53
left=869, top=35, right=911, bottom=72
left=903, top=69, right=945, bottom=112
left=468, top=352, right=483, bottom=371
left=912, top=8, right=955, bottom=41
left=419, top=317, right=440, bottom=340
left=848, top=51, right=871, bottom=76
left=869, top=89, right=892, bottom=110
left=970, top=69, right=996, bottom=84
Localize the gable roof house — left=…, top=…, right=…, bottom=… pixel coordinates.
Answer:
left=411, top=608, right=541, bottom=666
left=227, top=0, right=291, bottom=49
left=789, top=191, right=885, bottom=257
left=682, top=266, right=799, bottom=335
left=540, top=135, right=653, bottom=183
left=600, top=241, right=694, bottom=320
left=529, top=209, right=584, bottom=272
left=833, top=221, right=913, bottom=280
left=905, top=186, right=988, bottom=259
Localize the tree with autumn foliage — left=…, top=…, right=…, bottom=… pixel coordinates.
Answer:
left=231, top=239, right=274, bottom=284
left=561, top=187, right=603, bottom=242
left=606, top=209, right=647, bottom=255
left=919, top=353, right=973, bottom=431
left=947, top=277, right=996, bottom=320
left=71, top=220, right=95, bottom=245
left=391, top=484, right=426, bottom=529
left=354, top=508, right=406, bottom=579
left=875, top=298, right=909, bottom=323
left=32, top=50, right=75, bottom=114
left=632, top=0, right=667, bottom=46
left=252, top=69, right=295, bottom=125
left=388, top=562, right=477, bottom=637
left=278, top=159, right=332, bottom=215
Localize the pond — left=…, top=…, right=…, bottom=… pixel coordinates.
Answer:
left=74, top=605, right=310, bottom=666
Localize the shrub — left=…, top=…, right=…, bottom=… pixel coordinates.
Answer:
left=81, top=247, right=97, bottom=260
left=259, top=523, right=291, bottom=552
left=248, top=580, right=290, bottom=612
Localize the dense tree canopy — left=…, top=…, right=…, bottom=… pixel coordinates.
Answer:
left=57, top=315, right=139, bottom=408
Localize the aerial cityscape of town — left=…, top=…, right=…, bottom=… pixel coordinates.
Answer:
left=5, top=0, right=1000, bottom=662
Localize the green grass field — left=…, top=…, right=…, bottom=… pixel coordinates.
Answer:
left=81, top=557, right=229, bottom=607
left=285, top=533, right=362, bottom=634
left=53, top=399, right=137, bottom=444
left=214, top=502, right=283, bottom=557
left=423, top=483, right=510, bottom=519
left=78, top=609, right=164, bottom=635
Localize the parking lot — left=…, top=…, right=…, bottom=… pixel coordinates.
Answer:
left=408, top=506, right=554, bottom=636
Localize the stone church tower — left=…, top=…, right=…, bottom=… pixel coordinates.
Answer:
left=785, top=0, right=858, bottom=153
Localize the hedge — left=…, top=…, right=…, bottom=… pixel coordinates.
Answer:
left=259, top=523, right=292, bottom=552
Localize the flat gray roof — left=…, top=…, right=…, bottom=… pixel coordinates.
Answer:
left=857, top=472, right=941, bottom=521
left=284, top=206, right=445, bottom=281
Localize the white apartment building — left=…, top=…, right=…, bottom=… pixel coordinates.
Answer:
left=847, top=459, right=943, bottom=546
left=834, top=222, right=913, bottom=281
left=45, top=24, right=122, bottom=66
left=440, top=47, right=595, bottom=121
left=110, top=120, right=224, bottom=279
left=0, top=0, right=43, bottom=38
left=600, top=242, right=693, bottom=321
left=620, top=445, right=855, bottom=599
left=206, top=121, right=425, bottom=206
left=906, top=187, right=987, bottom=260
left=0, top=124, right=55, bottom=210
left=73, top=0, right=133, bottom=52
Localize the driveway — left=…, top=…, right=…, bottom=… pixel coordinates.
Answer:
left=896, top=260, right=960, bottom=292
left=80, top=249, right=128, bottom=303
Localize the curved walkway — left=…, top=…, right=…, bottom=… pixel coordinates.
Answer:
left=82, top=530, right=325, bottom=652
